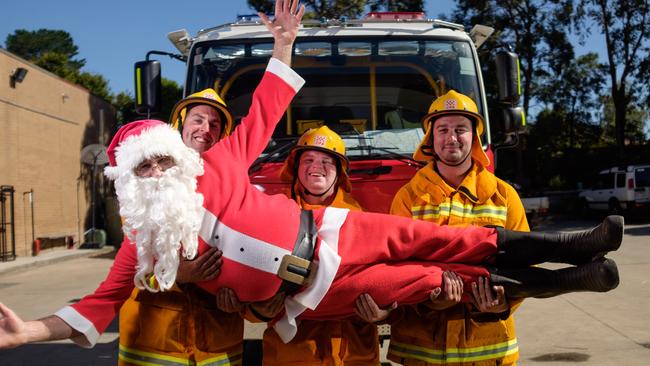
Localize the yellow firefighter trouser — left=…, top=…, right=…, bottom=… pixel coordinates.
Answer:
left=118, top=286, right=244, bottom=366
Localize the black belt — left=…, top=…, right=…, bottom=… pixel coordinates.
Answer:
left=277, top=209, right=318, bottom=294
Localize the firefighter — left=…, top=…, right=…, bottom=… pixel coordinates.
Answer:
left=115, top=87, right=242, bottom=366
left=385, top=90, right=528, bottom=365
left=255, top=126, right=385, bottom=365
left=101, top=3, right=307, bottom=364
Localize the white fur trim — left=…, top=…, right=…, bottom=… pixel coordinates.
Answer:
left=274, top=207, right=347, bottom=343
left=104, top=124, right=201, bottom=180
left=199, top=207, right=292, bottom=274
left=267, top=58, right=305, bottom=93
left=54, top=306, right=100, bottom=348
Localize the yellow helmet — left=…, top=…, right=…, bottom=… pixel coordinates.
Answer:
left=169, top=88, right=234, bottom=140
left=413, top=90, right=490, bottom=167
left=281, top=126, right=352, bottom=192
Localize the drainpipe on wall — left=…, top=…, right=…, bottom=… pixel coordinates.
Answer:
left=22, top=189, right=34, bottom=255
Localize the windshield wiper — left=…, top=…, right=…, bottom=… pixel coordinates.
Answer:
left=347, top=146, right=424, bottom=167
left=249, top=138, right=297, bottom=174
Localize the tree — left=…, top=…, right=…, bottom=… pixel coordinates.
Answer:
left=5, top=29, right=85, bottom=71
left=72, top=72, right=112, bottom=101
left=248, top=0, right=366, bottom=19
left=576, top=0, right=650, bottom=151
left=159, top=78, right=184, bottom=123
left=600, top=95, right=648, bottom=145
left=537, top=52, right=606, bottom=148
left=112, top=78, right=183, bottom=126
left=113, top=91, right=137, bottom=126
left=452, top=1, right=574, bottom=119
left=32, top=51, right=77, bottom=79
left=369, top=0, right=424, bottom=12
left=4, top=29, right=112, bottom=101
left=247, top=0, right=274, bottom=14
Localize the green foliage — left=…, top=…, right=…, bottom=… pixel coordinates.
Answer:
left=247, top=0, right=275, bottom=14
left=452, top=0, right=574, bottom=118
left=600, top=95, right=648, bottom=145
left=248, top=0, right=365, bottom=19
left=112, top=78, right=183, bottom=125
left=113, top=91, right=136, bottom=126
left=72, top=72, right=112, bottom=101
left=160, top=78, right=184, bottom=122
left=575, top=0, right=650, bottom=150
left=5, top=29, right=85, bottom=70
left=536, top=53, right=607, bottom=148
left=369, top=0, right=424, bottom=12
left=5, top=28, right=112, bottom=101
left=33, top=51, right=77, bottom=79
left=452, top=0, right=649, bottom=189
left=548, top=175, right=568, bottom=189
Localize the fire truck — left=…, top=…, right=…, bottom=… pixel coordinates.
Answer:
left=135, top=12, right=523, bottom=213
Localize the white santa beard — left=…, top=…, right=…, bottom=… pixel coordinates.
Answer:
left=115, top=166, right=204, bottom=292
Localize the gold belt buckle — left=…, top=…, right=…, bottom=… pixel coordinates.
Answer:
left=278, top=254, right=317, bottom=286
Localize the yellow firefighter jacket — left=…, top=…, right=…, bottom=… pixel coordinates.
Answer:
left=388, top=162, right=529, bottom=366
left=261, top=188, right=381, bottom=366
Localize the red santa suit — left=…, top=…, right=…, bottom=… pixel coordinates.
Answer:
left=55, top=58, right=496, bottom=346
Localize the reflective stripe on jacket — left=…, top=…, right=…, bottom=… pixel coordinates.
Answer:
left=388, top=162, right=529, bottom=366
left=262, top=188, right=380, bottom=366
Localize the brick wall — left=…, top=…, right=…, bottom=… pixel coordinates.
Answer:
left=0, top=49, right=117, bottom=257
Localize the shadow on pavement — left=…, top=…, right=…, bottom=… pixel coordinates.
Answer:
left=528, top=352, right=591, bottom=362
left=0, top=339, right=119, bottom=366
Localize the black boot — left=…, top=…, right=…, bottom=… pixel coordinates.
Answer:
left=495, top=215, right=624, bottom=266
left=489, top=258, right=620, bottom=299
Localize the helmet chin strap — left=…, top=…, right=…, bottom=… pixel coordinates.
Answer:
left=300, top=176, right=338, bottom=197
left=436, top=148, right=472, bottom=167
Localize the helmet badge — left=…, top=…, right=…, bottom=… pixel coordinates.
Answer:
left=202, top=92, right=216, bottom=100
left=313, top=135, right=328, bottom=147
left=444, top=99, right=457, bottom=110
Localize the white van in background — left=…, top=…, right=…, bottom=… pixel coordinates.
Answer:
left=578, top=164, right=650, bottom=214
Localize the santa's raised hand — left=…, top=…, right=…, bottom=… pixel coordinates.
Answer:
left=260, top=0, right=305, bottom=65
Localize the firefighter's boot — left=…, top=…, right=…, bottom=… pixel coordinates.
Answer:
left=495, top=215, right=623, bottom=266
left=489, top=258, right=619, bottom=299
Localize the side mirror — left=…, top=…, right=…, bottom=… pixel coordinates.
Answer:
left=501, top=106, right=525, bottom=133
left=134, top=60, right=161, bottom=115
left=495, top=49, right=521, bottom=105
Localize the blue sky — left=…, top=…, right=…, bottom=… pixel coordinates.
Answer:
left=1, top=0, right=605, bottom=97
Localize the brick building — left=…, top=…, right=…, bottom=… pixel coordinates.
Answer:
left=0, top=48, right=117, bottom=258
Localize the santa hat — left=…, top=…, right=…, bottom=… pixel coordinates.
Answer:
left=105, top=119, right=202, bottom=180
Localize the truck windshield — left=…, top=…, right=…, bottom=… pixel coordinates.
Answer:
left=187, top=37, right=483, bottom=161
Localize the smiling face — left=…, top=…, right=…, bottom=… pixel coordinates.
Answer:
left=297, top=150, right=339, bottom=197
left=432, top=115, right=473, bottom=166
left=181, top=104, right=222, bottom=153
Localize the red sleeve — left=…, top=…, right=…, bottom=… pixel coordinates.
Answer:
left=69, top=238, right=137, bottom=334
